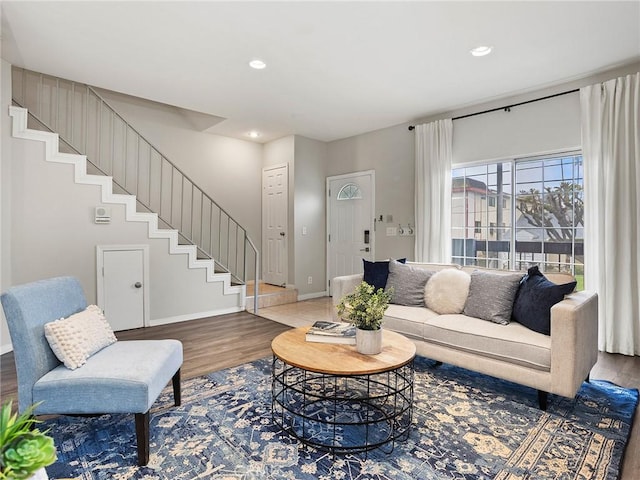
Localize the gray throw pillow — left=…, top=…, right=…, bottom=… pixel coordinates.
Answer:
left=386, top=260, right=434, bottom=306
left=463, top=270, right=524, bottom=325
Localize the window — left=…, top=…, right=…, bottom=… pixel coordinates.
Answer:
left=451, top=152, right=583, bottom=281
left=337, top=183, right=362, bottom=200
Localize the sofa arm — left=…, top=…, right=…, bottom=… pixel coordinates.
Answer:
left=550, top=290, right=599, bottom=397
left=331, top=274, right=364, bottom=321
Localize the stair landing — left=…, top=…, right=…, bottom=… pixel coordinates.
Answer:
left=246, top=281, right=298, bottom=311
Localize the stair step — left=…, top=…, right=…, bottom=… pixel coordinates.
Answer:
left=246, top=281, right=298, bottom=311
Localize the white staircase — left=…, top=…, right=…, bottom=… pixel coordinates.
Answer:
left=9, top=106, right=245, bottom=302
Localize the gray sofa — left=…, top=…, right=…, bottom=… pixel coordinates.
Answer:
left=332, top=262, right=599, bottom=409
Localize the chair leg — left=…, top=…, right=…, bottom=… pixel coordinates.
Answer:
left=172, top=369, right=182, bottom=406
left=135, top=412, right=150, bottom=466
left=538, top=390, right=548, bottom=411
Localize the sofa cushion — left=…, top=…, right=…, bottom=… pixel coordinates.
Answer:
left=383, top=304, right=440, bottom=338
left=363, top=258, right=405, bottom=290
left=33, top=339, right=183, bottom=414
left=512, top=266, right=577, bottom=335
left=386, top=260, right=434, bottom=306
left=463, top=270, right=523, bottom=325
left=44, top=305, right=117, bottom=370
left=424, top=269, right=471, bottom=314
left=424, top=314, right=551, bottom=371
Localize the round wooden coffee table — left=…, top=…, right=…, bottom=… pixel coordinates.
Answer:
left=271, top=327, right=416, bottom=454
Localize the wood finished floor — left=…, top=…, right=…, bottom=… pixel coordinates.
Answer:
left=1, top=303, right=639, bottom=479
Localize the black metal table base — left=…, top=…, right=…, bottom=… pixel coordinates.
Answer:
left=271, top=356, right=414, bottom=454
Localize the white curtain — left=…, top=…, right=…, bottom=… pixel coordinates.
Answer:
left=414, top=119, right=453, bottom=263
left=581, top=72, right=640, bottom=355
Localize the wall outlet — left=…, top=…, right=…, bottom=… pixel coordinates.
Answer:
left=399, top=224, right=414, bottom=236
left=307, top=276, right=313, bottom=284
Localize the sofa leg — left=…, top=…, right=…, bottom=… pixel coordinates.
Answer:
left=135, top=412, right=150, bottom=466
left=537, top=390, right=548, bottom=411
left=172, top=369, right=182, bottom=406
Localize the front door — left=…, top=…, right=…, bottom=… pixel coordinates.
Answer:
left=262, top=165, right=288, bottom=286
left=97, top=245, right=149, bottom=331
left=327, top=171, right=375, bottom=294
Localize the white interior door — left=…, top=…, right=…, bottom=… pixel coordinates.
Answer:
left=327, top=171, right=375, bottom=293
left=97, top=245, right=149, bottom=331
left=262, top=165, right=288, bottom=286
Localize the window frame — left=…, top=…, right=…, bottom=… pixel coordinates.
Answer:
left=451, top=150, right=583, bottom=275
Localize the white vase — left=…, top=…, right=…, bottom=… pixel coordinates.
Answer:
left=29, top=468, right=48, bottom=480
left=356, top=328, right=382, bottom=355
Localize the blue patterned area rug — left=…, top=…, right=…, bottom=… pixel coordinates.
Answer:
left=44, top=356, right=637, bottom=480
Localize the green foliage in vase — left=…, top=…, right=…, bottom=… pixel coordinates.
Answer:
left=0, top=401, right=56, bottom=480
left=337, top=281, right=393, bottom=330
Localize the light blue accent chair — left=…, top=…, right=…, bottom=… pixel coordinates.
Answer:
left=1, top=276, right=183, bottom=466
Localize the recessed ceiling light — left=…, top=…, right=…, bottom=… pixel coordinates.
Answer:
left=470, top=46, right=493, bottom=57
left=249, top=59, right=267, bottom=70
left=248, top=131, right=261, bottom=139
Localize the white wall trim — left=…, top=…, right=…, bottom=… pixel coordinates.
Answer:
left=297, top=291, right=328, bottom=301
left=150, top=306, right=244, bottom=327
left=96, top=244, right=151, bottom=327
left=1, top=343, right=13, bottom=355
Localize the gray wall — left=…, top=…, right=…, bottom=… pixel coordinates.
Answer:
left=0, top=76, right=256, bottom=353
left=452, top=92, right=581, bottom=165
left=10, top=135, right=242, bottom=319
left=327, top=123, right=416, bottom=262
left=1, top=59, right=12, bottom=350
left=262, top=135, right=328, bottom=298
left=97, top=89, right=264, bottom=250
left=325, top=62, right=640, bottom=268
left=293, top=136, right=327, bottom=298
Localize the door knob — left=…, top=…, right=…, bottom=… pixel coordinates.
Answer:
left=134, top=282, right=142, bottom=288
left=360, top=247, right=370, bottom=252
left=279, top=232, right=285, bottom=236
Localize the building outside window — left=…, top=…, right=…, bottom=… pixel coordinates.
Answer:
left=451, top=152, right=583, bottom=288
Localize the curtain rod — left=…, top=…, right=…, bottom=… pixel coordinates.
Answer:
left=407, top=88, right=580, bottom=131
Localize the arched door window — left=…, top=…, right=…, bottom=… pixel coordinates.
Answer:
left=337, top=183, right=362, bottom=200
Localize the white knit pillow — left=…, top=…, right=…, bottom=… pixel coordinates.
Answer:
left=44, top=305, right=117, bottom=370
left=424, top=269, right=471, bottom=314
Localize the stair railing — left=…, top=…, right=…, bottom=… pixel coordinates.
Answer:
left=12, top=67, right=259, bottom=312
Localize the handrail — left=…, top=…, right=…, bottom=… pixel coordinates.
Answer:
left=12, top=67, right=259, bottom=298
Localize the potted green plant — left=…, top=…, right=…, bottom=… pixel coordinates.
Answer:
left=336, top=281, right=393, bottom=354
left=0, top=401, right=56, bottom=480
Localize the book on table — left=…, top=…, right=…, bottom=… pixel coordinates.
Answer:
left=305, top=321, right=356, bottom=345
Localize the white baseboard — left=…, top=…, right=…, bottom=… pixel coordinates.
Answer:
left=297, top=291, right=329, bottom=301
left=150, top=306, right=244, bottom=327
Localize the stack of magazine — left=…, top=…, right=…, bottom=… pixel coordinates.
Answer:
left=305, top=321, right=356, bottom=345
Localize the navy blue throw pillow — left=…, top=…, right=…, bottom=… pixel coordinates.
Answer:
left=512, top=266, right=577, bottom=335
left=363, top=258, right=406, bottom=291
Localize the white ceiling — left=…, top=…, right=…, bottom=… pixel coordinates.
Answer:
left=2, top=1, right=639, bottom=143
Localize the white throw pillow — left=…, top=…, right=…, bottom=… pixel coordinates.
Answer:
left=44, top=305, right=117, bottom=370
left=424, top=269, right=471, bottom=314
